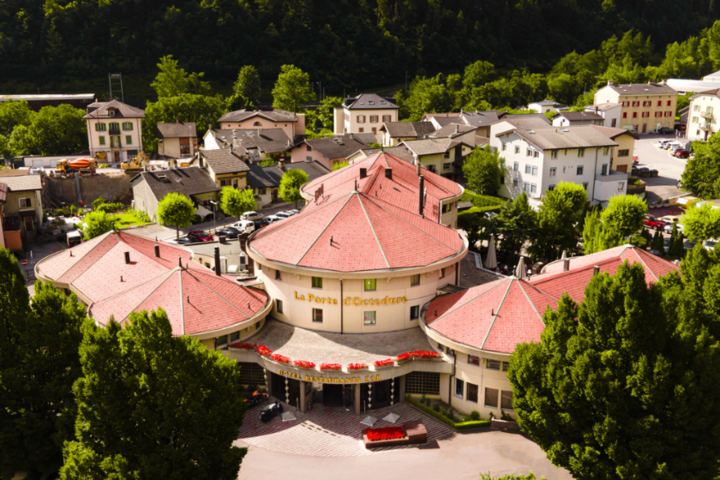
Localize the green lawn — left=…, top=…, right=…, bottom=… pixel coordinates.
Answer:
left=113, top=212, right=149, bottom=229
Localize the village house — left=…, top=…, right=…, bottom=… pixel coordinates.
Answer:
left=380, top=121, right=437, bottom=147
left=0, top=170, right=43, bottom=249
left=687, top=89, right=720, bottom=141
left=203, top=128, right=293, bottom=164
left=194, top=149, right=249, bottom=190
left=218, top=108, right=305, bottom=141
left=551, top=111, right=605, bottom=127
left=589, top=125, right=638, bottom=174
left=290, top=133, right=376, bottom=170
left=157, top=122, right=198, bottom=160
left=422, top=110, right=505, bottom=138
left=527, top=100, right=565, bottom=113
left=401, top=137, right=474, bottom=180
left=84, top=100, right=144, bottom=163
left=246, top=160, right=330, bottom=208
left=333, top=94, right=399, bottom=143
left=584, top=103, right=623, bottom=129
left=593, top=80, right=677, bottom=133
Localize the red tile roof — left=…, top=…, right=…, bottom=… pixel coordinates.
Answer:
left=301, top=152, right=463, bottom=223
left=37, top=231, right=268, bottom=336
left=426, top=246, right=680, bottom=354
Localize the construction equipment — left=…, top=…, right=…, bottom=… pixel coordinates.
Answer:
left=120, top=152, right=149, bottom=171
left=56, top=158, right=97, bottom=176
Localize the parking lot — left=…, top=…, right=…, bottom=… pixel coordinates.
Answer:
left=632, top=133, right=689, bottom=203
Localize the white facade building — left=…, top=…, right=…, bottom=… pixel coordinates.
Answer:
left=333, top=93, right=399, bottom=143
left=84, top=100, right=144, bottom=163
left=585, top=103, right=623, bottom=129
left=687, top=89, right=720, bottom=141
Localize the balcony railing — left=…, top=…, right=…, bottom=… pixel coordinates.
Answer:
left=700, top=123, right=713, bottom=131
left=701, top=111, right=714, bottom=119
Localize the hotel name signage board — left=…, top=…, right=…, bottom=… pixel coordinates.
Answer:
left=294, top=292, right=407, bottom=306
left=279, top=369, right=382, bottom=384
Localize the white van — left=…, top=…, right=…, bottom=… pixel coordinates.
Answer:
left=67, top=230, right=83, bottom=247
left=231, top=220, right=256, bottom=234
left=241, top=211, right=265, bottom=221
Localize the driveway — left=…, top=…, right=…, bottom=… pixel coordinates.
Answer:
left=633, top=134, right=689, bottom=203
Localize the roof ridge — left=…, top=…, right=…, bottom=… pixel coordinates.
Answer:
left=531, top=256, right=623, bottom=285
left=628, top=249, right=658, bottom=282
left=357, top=194, right=391, bottom=268
left=296, top=193, right=355, bottom=265
left=183, top=268, right=251, bottom=318
left=515, top=280, right=547, bottom=326
left=481, top=280, right=513, bottom=349
left=57, top=231, right=116, bottom=279
left=99, top=269, right=177, bottom=325
left=430, top=278, right=510, bottom=326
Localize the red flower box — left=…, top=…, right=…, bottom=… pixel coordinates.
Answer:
left=397, top=351, right=443, bottom=362
left=347, top=363, right=368, bottom=371
left=320, top=363, right=341, bottom=371
left=229, top=342, right=256, bottom=350
left=374, top=358, right=395, bottom=368
left=366, top=426, right=406, bottom=441
left=271, top=353, right=290, bottom=364
left=257, top=345, right=272, bottom=357
left=294, top=360, right=316, bottom=369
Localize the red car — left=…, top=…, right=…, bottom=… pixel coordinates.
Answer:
left=674, top=150, right=690, bottom=158
left=187, top=230, right=214, bottom=242
left=644, top=215, right=665, bottom=230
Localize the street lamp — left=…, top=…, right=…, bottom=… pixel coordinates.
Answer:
left=209, top=201, right=218, bottom=233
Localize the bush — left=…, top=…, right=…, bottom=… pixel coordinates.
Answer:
left=97, top=202, right=123, bottom=213
left=92, top=196, right=106, bottom=210
left=470, top=410, right=481, bottom=421
left=628, top=177, right=641, bottom=186
left=461, top=189, right=506, bottom=208
left=405, top=395, right=491, bottom=430
left=431, top=403, right=440, bottom=412
left=191, top=214, right=202, bottom=224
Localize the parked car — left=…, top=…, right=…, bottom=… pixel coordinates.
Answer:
left=187, top=230, right=214, bottom=242
left=275, top=211, right=292, bottom=219
left=241, top=211, right=265, bottom=221
left=66, top=230, right=83, bottom=247
left=216, top=227, right=241, bottom=239
left=169, top=237, right=195, bottom=245
left=253, top=218, right=270, bottom=229
left=663, top=141, right=682, bottom=150
left=703, top=239, right=718, bottom=251
left=644, top=215, right=665, bottom=230
left=231, top=220, right=256, bottom=233
left=658, top=127, right=674, bottom=134
left=674, top=149, right=690, bottom=158
left=260, top=400, right=283, bottom=423
left=285, top=209, right=299, bottom=216
left=658, top=139, right=673, bottom=147
left=265, top=215, right=284, bottom=224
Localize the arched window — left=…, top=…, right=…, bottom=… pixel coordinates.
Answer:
left=253, top=121, right=262, bottom=126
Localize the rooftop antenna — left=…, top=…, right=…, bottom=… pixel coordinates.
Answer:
left=108, top=73, right=124, bottom=102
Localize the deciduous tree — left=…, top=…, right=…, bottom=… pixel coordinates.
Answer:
left=600, top=194, right=647, bottom=237
left=157, top=192, right=195, bottom=239
left=0, top=100, right=34, bottom=137
left=680, top=203, right=720, bottom=241
left=528, top=182, right=587, bottom=261
left=278, top=168, right=309, bottom=208
left=272, top=65, right=314, bottom=113
left=82, top=211, right=115, bottom=240
left=462, top=146, right=503, bottom=196
left=61, top=309, right=246, bottom=480
left=219, top=187, right=256, bottom=224
left=495, top=192, right=536, bottom=263
left=229, top=65, right=261, bottom=110
left=582, top=208, right=624, bottom=254
left=151, top=55, right=209, bottom=98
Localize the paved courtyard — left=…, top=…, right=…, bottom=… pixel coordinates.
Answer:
left=633, top=134, right=688, bottom=202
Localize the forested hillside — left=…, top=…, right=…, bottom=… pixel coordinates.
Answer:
left=0, top=0, right=717, bottom=99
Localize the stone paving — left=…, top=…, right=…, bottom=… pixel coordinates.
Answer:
left=236, top=399, right=454, bottom=457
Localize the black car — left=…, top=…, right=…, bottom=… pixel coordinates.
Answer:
left=254, top=218, right=270, bottom=229
left=260, top=400, right=283, bottom=423
left=216, top=227, right=241, bottom=239
left=658, top=127, right=674, bottom=134
left=173, top=237, right=195, bottom=245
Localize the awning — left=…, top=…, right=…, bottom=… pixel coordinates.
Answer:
left=195, top=205, right=212, bottom=217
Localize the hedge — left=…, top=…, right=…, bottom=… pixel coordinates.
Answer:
left=461, top=190, right=506, bottom=208
left=405, top=395, right=491, bottom=430
left=458, top=205, right=502, bottom=223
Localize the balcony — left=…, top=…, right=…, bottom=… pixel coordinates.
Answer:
left=701, top=111, right=714, bottom=119
left=700, top=123, right=713, bottom=131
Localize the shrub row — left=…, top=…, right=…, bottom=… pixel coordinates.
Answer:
left=461, top=190, right=506, bottom=208
left=405, top=395, right=491, bottom=430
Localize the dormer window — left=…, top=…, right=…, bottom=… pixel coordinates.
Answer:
left=108, top=109, right=116, bottom=117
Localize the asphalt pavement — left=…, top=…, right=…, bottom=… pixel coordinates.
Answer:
left=632, top=133, right=688, bottom=203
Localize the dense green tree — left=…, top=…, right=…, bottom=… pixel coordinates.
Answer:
left=495, top=192, right=536, bottom=263
left=8, top=105, right=87, bottom=156
left=151, top=55, right=209, bottom=98
left=0, top=134, right=11, bottom=158
left=61, top=309, right=246, bottom=480
left=228, top=65, right=261, bottom=110
left=396, top=74, right=456, bottom=121
left=528, top=182, right=587, bottom=262
left=680, top=203, right=720, bottom=241
left=219, top=187, right=256, bottom=224
left=681, top=133, right=720, bottom=198
left=332, top=161, right=348, bottom=171
left=462, top=146, right=503, bottom=196
left=508, top=258, right=720, bottom=480
left=600, top=194, right=647, bottom=238
left=650, top=229, right=666, bottom=254
left=0, top=249, right=90, bottom=478
left=82, top=211, right=114, bottom=240
left=305, top=96, right=342, bottom=134
left=278, top=168, right=309, bottom=208
left=669, top=223, right=686, bottom=257
left=547, top=73, right=581, bottom=106
left=0, top=100, right=34, bottom=137
left=272, top=65, right=313, bottom=113
left=582, top=208, right=624, bottom=254
left=157, top=192, right=195, bottom=239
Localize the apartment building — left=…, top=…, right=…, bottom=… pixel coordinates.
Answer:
left=593, top=81, right=677, bottom=133
left=333, top=93, right=399, bottom=143
left=489, top=114, right=623, bottom=208
left=84, top=100, right=144, bottom=163
left=687, top=89, right=720, bottom=141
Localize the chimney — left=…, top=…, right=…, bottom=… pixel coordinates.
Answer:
left=349, top=133, right=354, bottom=140
left=607, top=80, right=614, bottom=86
left=385, top=167, right=392, bottom=180
left=154, top=245, right=160, bottom=258
left=563, top=258, right=570, bottom=272
left=418, top=175, right=425, bottom=216
left=258, top=128, right=263, bottom=137
left=124, top=251, right=131, bottom=264
left=360, top=167, right=367, bottom=179
left=593, top=265, right=600, bottom=276
left=455, top=124, right=459, bottom=134
left=214, top=247, right=221, bottom=276
left=178, top=256, right=182, bottom=268
left=279, top=160, right=286, bottom=171
left=416, top=161, right=421, bottom=176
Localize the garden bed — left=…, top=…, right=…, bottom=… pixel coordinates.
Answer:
left=362, top=421, right=427, bottom=448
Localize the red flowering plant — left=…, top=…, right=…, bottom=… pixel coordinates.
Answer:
left=397, top=351, right=443, bottom=362
left=294, top=360, right=316, bottom=369
left=229, top=342, right=256, bottom=350
left=374, top=358, right=395, bottom=368
left=257, top=345, right=272, bottom=357
left=366, top=426, right=406, bottom=441
left=347, top=363, right=368, bottom=371
left=320, top=363, right=342, bottom=371
left=271, top=353, right=290, bottom=364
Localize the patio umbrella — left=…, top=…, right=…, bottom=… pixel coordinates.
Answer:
left=485, top=236, right=498, bottom=270
left=515, top=256, right=527, bottom=279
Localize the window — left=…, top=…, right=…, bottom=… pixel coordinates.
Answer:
left=514, top=146, right=520, bottom=154
left=485, top=388, right=499, bottom=408
left=487, top=359, right=501, bottom=370
left=382, top=115, right=391, bottom=122
left=530, top=184, right=537, bottom=194
left=578, top=148, right=585, bottom=157
left=549, top=167, right=556, bottom=177
left=110, top=136, right=121, bottom=148
left=582, top=182, right=588, bottom=190
left=548, top=184, right=556, bottom=191
left=618, top=149, right=629, bottom=157
left=230, top=331, right=240, bottom=343
left=440, top=267, right=446, bottom=278
left=692, top=117, right=698, bottom=123
left=370, top=115, right=378, bottom=123
left=443, top=162, right=451, bottom=170
left=468, top=355, right=480, bottom=366
left=364, top=279, right=376, bottom=291
left=531, top=166, right=538, bottom=176
left=632, top=101, right=639, bottom=107
left=611, top=118, right=617, bottom=127
left=306, top=145, right=312, bottom=151
left=410, top=305, right=419, bottom=320
left=220, top=179, right=231, bottom=187
left=502, top=143, right=507, bottom=151
left=623, top=112, right=627, bottom=118
left=357, top=115, right=365, bottom=123
left=577, top=165, right=584, bottom=175
left=312, top=308, right=323, bottom=323
left=501, top=390, right=514, bottom=410
left=618, top=181, right=625, bottom=191
left=633, top=112, right=638, bottom=118
left=275, top=270, right=282, bottom=281
left=666, top=111, right=672, bottom=117
left=657, top=100, right=662, bottom=106
left=125, top=135, right=132, bottom=145
left=601, top=164, right=608, bottom=175
left=550, top=150, right=557, bottom=159
left=525, top=164, right=531, bottom=174
left=454, top=378, right=464, bottom=398
left=98, top=136, right=106, bottom=146
left=122, top=122, right=133, bottom=131
left=467, top=383, right=479, bottom=403
left=603, top=147, right=609, bottom=155
left=359, top=128, right=364, bottom=132
left=405, top=371, right=440, bottom=395
left=364, top=311, right=376, bottom=325
left=526, top=148, right=532, bottom=157
left=667, top=100, right=672, bottom=106
left=312, top=277, right=323, bottom=289
left=216, top=335, right=228, bottom=350
left=410, top=273, right=421, bottom=287
left=95, top=123, right=107, bottom=132
left=438, top=342, right=445, bottom=351
left=277, top=299, right=283, bottom=314
left=533, top=151, right=539, bottom=158
left=513, top=179, right=518, bottom=187
left=18, top=197, right=31, bottom=208
left=258, top=187, right=266, bottom=195
left=523, top=182, right=530, bottom=192
left=694, top=104, right=700, bottom=112
left=513, top=161, right=519, bottom=171
left=642, top=112, right=649, bottom=118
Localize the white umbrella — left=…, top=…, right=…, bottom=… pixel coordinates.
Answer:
left=515, top=257, right=527, bottom=279
left=485, top=236, right=498, bottom=270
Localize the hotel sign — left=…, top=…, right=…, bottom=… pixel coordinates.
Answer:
left=279, top=369, right=382, bottom=384
left=294, top=292, right=407, bottom=306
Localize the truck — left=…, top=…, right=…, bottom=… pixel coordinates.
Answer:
left=56, top=157, right=96, bottom=176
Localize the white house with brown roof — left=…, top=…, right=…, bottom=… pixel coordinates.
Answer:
left=157, top=122, right=198, bottom=159
left=687, top=89, right=720, bottom=141
left=401, top=137, right=474, bottom=179
left=84, top=100, right=144, bottom=163
left=289, top=133, right=376, bottom=170
left=203, top=128, right=293, bottom=163
left=422, top=110, right=504, bottom=138
left=551, top=111, right=604, bottom=127
left=380, top=121, right=436, bottom=146
left=0, top=170, right=43, bottom=247
left=585, top=103, right=623, bottom=129
left=218, top=108, right=305, bottom=140
left=593, top=81, right=677, bottom=133
left=333, top=94, right=399, bottom=143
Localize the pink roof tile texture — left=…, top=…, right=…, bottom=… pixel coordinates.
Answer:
left=427, top=246, right=679, bottom=354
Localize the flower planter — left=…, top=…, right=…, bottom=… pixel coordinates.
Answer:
left=293, top=360, right=316, bottom=370
left=347, top=363, right=369, bottom=372
left=397, top=351, right=443, bottom=363
left=363, top=421, right=427, bottom=449
left=257, top=345, right=272, bottom=357
left=374, top=359, right=395, bottom=369
left=320, top=363, right=342, bottom=371
left=271, top=353, right=290, bottom=365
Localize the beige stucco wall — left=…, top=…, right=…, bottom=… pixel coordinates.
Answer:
left=594, top=86, right=677, bottom=133
left=290, top=144, right=334, bottom=170
left=221, top=114, right=305, bottom=139
left=4, top=190, right=42, bottom=232
left=611, top=133, right=636, bottom=173
left=159, top=137, right=196, bottom=159
left=341, top=108, right=398, bottom=143
left=688, top=95, right=720, bottom=141
left=86, top=117, right=143, bottom=160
